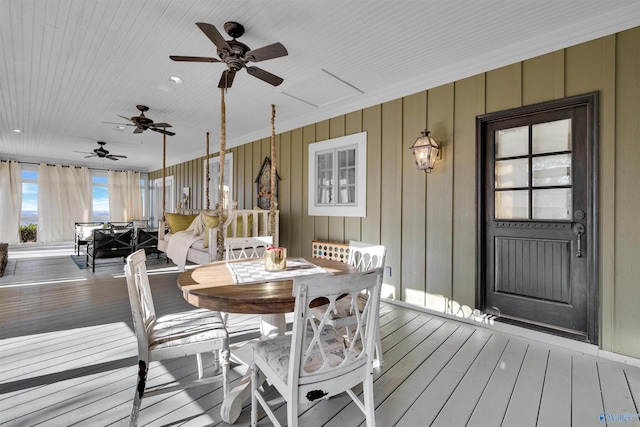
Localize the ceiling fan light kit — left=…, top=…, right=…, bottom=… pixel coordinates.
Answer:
left=170, top=21, right=288, bottom=89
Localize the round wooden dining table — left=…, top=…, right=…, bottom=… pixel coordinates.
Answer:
left=176, top=256, right=358, bottom=424
left=177, top=256, right=358, bottom=314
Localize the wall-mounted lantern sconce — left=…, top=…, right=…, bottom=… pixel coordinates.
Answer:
left=409, top=130, right=440, bottom=173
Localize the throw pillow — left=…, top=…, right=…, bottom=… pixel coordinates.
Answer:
left=202, top=214, right=220, bottom=248
left=190, top=211, right=218, bottom=236
left=165, top=213, right=198, bottom=234
left=81, top=224, right=104, bottom=240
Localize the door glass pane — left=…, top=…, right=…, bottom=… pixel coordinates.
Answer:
left=532, top=119, right=571, bottom=154
left=495, top=190, right=528, bottom=219
left=532, top=154, right=571, bottom=187
left=495, top=126, right=529, bottom=158
left=495, top=158, right=528, bottom=188
left=532, top=188, right=572, bottom=220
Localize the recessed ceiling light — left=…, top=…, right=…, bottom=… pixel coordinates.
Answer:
left=12, top=128, right=23, bottom=133
left=169, top=76, right=183, bottom=84
left=114, top=125, right=125, bottom=131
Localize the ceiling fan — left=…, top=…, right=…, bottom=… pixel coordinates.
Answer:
left=75, top=141, right=127, bottom=161
left=103, top=105, right=175, bottom=136
left=170, top=21, right=288, bottom=88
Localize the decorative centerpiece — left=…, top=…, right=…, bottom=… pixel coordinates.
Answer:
left=265, top=246, right=287, bottom=271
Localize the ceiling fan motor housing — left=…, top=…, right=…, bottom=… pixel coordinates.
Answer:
left=218, top=40, right=250, bottom=71
left=131, top=105, right=153, bottom=127
left=94, top=142, right=110, bottom=157
left=133, top=116, right=153, bottom=128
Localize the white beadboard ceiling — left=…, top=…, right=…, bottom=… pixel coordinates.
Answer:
left=1, top=0, right=639, bottom=172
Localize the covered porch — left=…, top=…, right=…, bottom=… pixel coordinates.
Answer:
left=1, top=245, right=638, bottom=426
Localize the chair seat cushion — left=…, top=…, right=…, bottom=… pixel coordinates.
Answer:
left=150, top=309, right=228, bottom=350
left=253, top=325, right=349, bottom=383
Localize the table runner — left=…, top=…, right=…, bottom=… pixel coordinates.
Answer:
left=227, top=258, right=330, bottom=285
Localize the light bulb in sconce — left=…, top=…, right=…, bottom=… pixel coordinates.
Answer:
left=409, top=130, right=440, bottom=173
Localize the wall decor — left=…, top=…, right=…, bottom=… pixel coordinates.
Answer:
left=255, top=157, right=280, bottom=210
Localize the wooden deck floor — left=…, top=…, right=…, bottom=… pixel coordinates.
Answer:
left=1, top=244, right=640, bottom=427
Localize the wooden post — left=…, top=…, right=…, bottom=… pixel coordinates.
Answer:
left=217, top=88, right=227, bottom=260
left=269, top=104, right=277, bottom=239
left=206, top=132, right=210, bottom=210
left=162, top=131, right=166, bottom=221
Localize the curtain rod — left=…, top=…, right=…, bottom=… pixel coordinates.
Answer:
left=2, top=159, right=145, bottom=174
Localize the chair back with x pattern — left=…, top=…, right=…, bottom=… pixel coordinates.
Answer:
left=250, top=268, right=382, bottom=427
left=292, top=269, right=382, bottom=386
left=348, top=240, right=386, bottom=271
left=224, top=236, right=273, bottom=260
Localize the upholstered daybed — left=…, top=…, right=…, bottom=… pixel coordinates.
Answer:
left=157, top=208, right=279, bottom=271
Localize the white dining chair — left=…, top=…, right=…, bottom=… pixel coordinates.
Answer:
left=224, top=236, right=273, bottom=260
left=311, top=240, right=386, bottom=366
left=250, top=268, right=383, bottom=427
left=222, top=235, right=274, bottom=328
left=124, top=249, right=230, bottom=427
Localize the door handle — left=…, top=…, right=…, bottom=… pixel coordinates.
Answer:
left=572, top=223, right=585, bottom=257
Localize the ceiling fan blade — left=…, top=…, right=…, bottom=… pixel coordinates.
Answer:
left=117, top=115, right=135, bottom=123
left=150, top=127, right=176, bottom=136
left=170, top=55, right=221, bottom=63
left=106, top=155, right=120, bottom=161
left=109, top=155, right=127, bottom=159
left=246, top=66, right=284, bottom=86
left=218, top=69, right=236, bottom=88
left=150, top=122, right=172, bottom=128
left=133, top=128, right=144, bottom=134
left=102, top=121, right=134, bottom=126
left=84, top=154, right=97, bottom=158
left=245, top=43, right=288, bottom=62
left=196, top=22, right=232, bottom=54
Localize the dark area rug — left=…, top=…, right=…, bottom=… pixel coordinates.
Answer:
left=70, top=254, right=166, bottom=270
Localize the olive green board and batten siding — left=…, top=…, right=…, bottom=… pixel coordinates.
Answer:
left=401, top=91, right=427, bottom=307
left=612, top=29, right=640, bottom=358
left=427, top=83, right=455, bottom=312
left=150, top=26, right=640, bottom=360
left=452, top=74, right=484, bottom=311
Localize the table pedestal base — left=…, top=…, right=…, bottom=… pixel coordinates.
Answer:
left=221, top=313, right=285, bottom=424
left=260, top=313, right=286, bottom=338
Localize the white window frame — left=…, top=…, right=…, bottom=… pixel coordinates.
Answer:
left=151, top=175, right=174, bottom=227
left=204, top=152, right=233, bottom=210
left=308, top=132, right=367, bottom=217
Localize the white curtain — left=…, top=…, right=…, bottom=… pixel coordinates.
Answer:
left=38, top=164, right=91, bottom=243
left=0, top=161, right=22, bottom=244
left=108, top=170, right=142, bottom=222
